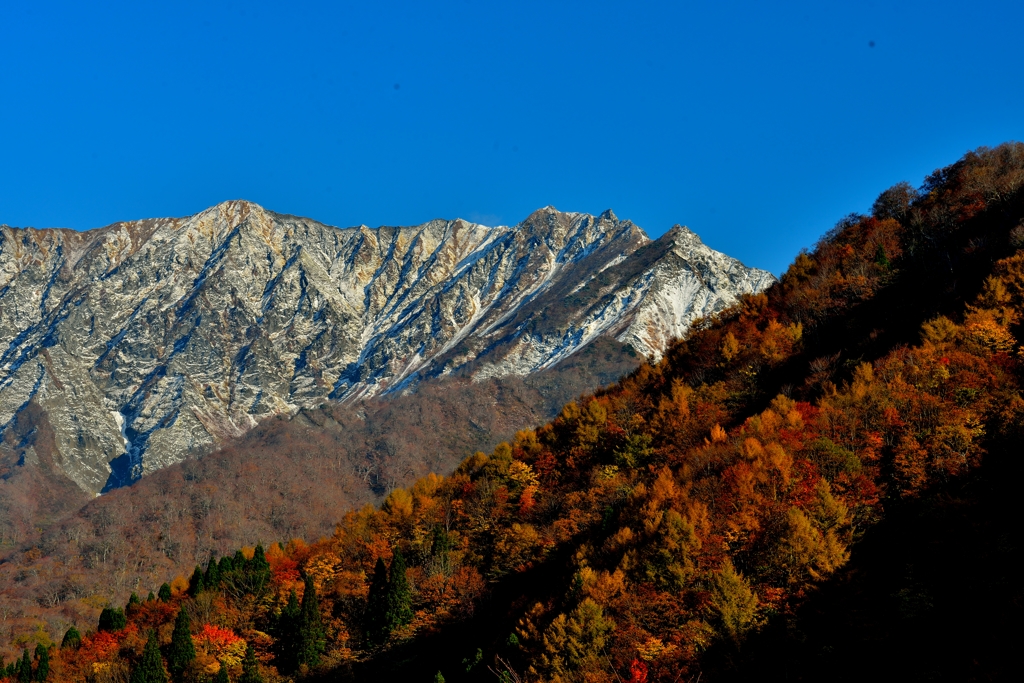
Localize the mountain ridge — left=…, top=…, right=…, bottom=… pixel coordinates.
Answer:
left=0, top=201, right=773, bottom=493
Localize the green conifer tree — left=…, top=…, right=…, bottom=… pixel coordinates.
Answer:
left=232, top=550, right=247, bottom=572
left=275, top=589, right=301, bottom=671
left=17, top=649, right=31, bottom=683
left=99, top=607, right=127, bottom=632
left=98, top=606, right=112, bottom=631
left=188, top=566, right=205, bottom=596
left=127, top=592, right=142, bottom=615
left=430, top=526, right=453, bottom=576
left=61, top=626, right=82, bottom=649
left=213, top=662, right=229, bottom=683
left=204, top=555, right=220, bottom=588
left=365, top=556, right=390, bottom=644
left=167, top=608, right=196, bottom=683
left=130, top=630, right=167, bottom=683
left=282, top=589, right=301, bottom=625
left=238, top=645, right=263, bottom=683
left=218, top=555, right=234, bottom=576
left=385, top=550, right=414, bottom=631
left=33, top=644, right=48, bottom=682
left=297, top=576, right=326, bottom=668
left=250, top=545, right=270, bottom=576
left=235, top=544, right=271, bottom=597
left=147, top=592, right=156, bottom=602
left=158, top=583, right=172, bottom=602
left=433, top=672, right=446, bottom=683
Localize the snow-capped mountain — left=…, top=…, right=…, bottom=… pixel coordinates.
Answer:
left=0, top=201, right=774, bottom=492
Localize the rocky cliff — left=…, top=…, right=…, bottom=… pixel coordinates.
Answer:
left=0, top=201, right=773, bottom=493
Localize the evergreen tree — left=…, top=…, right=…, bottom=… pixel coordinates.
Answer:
left=188, top=566, right=205, bottom=596
left=98, top=606, right=113, bottom=631
left=61, top=626, right=82, bottom=650
left=99, top=607, right=127, bottom=632
left=33, top=644, right=48, bottom=682
left=204, top=555, right=220, bottom=588
left=238, top=645, right=263, bottom=683
left=232, top=550, right=247, bottom=572
left=213, top=662, right=229, bottom=683
left=147, top=592, right=156, bottom=602
left=385, top=550, right=414, bottom=631
left=235, top=544, right=271, bottom=596
left=250, top=544, right=271, bottom=576
left=158, top=583, right=172, bottom=602
left=17, top=649, right=31, bottom=683
left=130, top=630, right=167, bottom=683
left=218, top=555, right=234, bottom=576
left=275, top=589, right=301, bottom=672
left=167, top=608, right=196, bottom=683
left=430, top=526, right=453, bottom=576
left=127, top=592, right=142, bottom=614
left=434, top=672, right=446, bottom=683
left=365, top=557, right=390, bottom=644
left=297, top=576, right=326, bottom=668
left=282, top=589, right=301, bottom=626
left=364, top=551, right=414, bottom=645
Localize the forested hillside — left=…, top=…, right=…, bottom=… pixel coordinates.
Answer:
left=0, top=338, right=638, bottom=641
left=3, top=143, right=1023, bottom=682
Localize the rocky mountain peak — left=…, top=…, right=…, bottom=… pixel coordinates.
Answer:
left=0, top=203, right=774, bottom=493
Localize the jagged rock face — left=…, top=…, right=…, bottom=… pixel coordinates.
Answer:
left=0, top=201, right=774, bottom=493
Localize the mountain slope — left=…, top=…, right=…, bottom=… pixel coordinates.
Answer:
left=0, top=338, right=641, bottom=636
left=1, top=143, right=1022, bottom=683
left=0, top=204, right=772, bottom=493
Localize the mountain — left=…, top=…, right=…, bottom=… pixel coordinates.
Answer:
left=0, top=203, right=773, bottom=493
left=2, top=143, right=1019, bottom=683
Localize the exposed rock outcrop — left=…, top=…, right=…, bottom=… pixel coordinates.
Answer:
left=0, top=202, right=773, bottom=492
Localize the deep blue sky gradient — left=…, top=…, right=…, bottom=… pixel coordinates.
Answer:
left=1, top=1, right=1021, bottom=274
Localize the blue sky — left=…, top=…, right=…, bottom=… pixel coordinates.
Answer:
left=1, top=1, right=1021, bottom=274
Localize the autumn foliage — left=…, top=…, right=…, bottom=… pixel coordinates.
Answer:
left=1, top=143, right=1023, bottom=682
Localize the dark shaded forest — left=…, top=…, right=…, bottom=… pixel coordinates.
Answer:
left=3, top=143, right=1024, bottom=682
